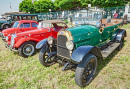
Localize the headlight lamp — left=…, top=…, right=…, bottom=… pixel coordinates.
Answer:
left=47, top=37, right=53, bottom=45
left=66, top=40, right=74, bottom=50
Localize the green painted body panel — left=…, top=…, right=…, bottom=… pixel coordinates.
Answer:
left=66, top=25, right=101, bottom=48
left=66, top=23, right=121, bottom=49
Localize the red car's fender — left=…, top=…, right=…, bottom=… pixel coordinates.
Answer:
left=14, top=37, right=39, bottom=48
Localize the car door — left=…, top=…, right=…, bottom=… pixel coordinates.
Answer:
left=101, top=27, right=109, bottom=42
left=19, top=23, right=32, bottom=32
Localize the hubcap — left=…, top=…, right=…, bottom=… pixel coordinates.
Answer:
left=23, top=44, right=34, bottom=56
left=26, top=47, right=31, bottom=52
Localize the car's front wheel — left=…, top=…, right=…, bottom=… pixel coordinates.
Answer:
left=39, top=46, right=56, bottom=67
left=18, top=41, right=36, bottom=57
left=75, top=54, right=97, bottom=87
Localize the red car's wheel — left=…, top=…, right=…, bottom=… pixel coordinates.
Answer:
left=18, top=41, right=36, bottom=57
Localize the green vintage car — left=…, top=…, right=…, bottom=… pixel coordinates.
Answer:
left=36, top=13, right=127, bottom=87
left=0, top=14, right=38, bottom=31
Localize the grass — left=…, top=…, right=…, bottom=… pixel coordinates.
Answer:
left=122, top=23, right=130, bottom=28
left=0, top=26, right=130, bottom=89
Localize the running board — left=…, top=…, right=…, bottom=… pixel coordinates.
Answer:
left=101, top=42, right=120, bottom=58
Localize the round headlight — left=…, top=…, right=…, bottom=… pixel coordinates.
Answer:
left=66, top=40, right=74, bottom=50
left=47, top=37, right=53, bottom=45
left=6, top=36, right=8, bottom=41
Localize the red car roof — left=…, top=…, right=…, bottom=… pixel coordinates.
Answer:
left=17, top=20, right=38, bottom=24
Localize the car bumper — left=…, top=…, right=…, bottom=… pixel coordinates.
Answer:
left=5, top=42, right=18, bottom=52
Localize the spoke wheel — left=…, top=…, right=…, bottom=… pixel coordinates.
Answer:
left=23, top=44, right=34, bottom=56
left=18, top=41, right=36, bottom=57
left=82, top=60, right=95, bottom=83
left=39, top=46, right=56, bottom=67
left=75, top=54, right=97, bottom=87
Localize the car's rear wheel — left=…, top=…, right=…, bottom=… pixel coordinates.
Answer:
left=39, top=46, right=56, bottom=67
left=117, top=35, right=124, bottom=51
left=2, top=24, right=11, bottom=29
left=18, top=41, right=36, bottom=57
left=75, top=54, right=97, bottom=87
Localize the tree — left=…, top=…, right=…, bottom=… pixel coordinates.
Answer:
left=34, top=0, right=55, bottom=13
left=59, top=0, right=81, bottom=10
left=92, top=0, right=129, bottom=7
left=80, top=0, right=92, bottom=8
left=79, top=0, right=129, bottom=8
left=54, top=0, right=62, bottom=10
left=19, top=0, right=34, bottom=13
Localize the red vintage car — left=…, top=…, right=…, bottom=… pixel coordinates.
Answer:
left=6, top=20, right=68, bottom=57
left=1, top=20, right=38, bottom=41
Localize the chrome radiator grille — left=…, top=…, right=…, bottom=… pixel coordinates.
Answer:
left=57, top=35, right=71, bottom=59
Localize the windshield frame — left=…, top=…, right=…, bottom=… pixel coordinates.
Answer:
left=12, top=21, right=19, bottom=28
left=38, top=22, right=52, bottom=29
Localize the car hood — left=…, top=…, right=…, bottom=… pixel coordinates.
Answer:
left=16, top=28, right=49, bottom=37
left=66, top=25, right=98, bottom=42
left=2, top=28, right=17, bottom=36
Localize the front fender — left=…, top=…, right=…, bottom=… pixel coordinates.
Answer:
left=36, top=39, right=48, bottom=49
left=14, top=37, right=39, bottom=48
left=71, top=46, right=102, bottom=64
left=115, top=29, right=126, bottom=42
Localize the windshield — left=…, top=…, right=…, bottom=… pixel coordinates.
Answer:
left=38, top=22, right=51, bottom=29
left=12, top=22, right=19, bottom=28
left=72, top=11, right=102, bottom=26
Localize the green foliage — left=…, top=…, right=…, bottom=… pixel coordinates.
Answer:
left=19, top=0, right=54, bottom=13
left=92, top=0, right=129, bottom=7
left=54, top=0, right=62, bottom=10
left=19, top=0, right=34, bottom=13
left=80, top=0, right=92, bottom=8
left=59, top=0, right=81, bottom=10
left=34, top=0, right=55, bottom=13
left=19, top=0, right=129, bottom=13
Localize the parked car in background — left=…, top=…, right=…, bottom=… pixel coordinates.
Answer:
left=1, top=20, right=38, bottom=41
left=0, top=14, right=39, bottom=30
left=6, top=20, right=68, bottom=57
left=36, top=13, right=127, bottom=87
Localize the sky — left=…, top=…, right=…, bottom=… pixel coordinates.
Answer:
left=0, top=0, right=55, bottom=14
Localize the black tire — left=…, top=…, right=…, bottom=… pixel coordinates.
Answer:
left=117, top=35, right=124, bottom=51
left=39, top=46, right=56, bottom=67
left=18, top=41, right=36, bottom=57
left=2, top=24, right=11, bottom=29
left=75, top=54, right=97, bottom=87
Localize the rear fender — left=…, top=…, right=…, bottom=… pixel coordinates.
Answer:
left=115, top=29, right=126, bottom=42
left=71, top=46, right=102, bottom=64
left=14, top=37, right=38, bottom=48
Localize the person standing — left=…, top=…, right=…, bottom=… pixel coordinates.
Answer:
left=114, top=11, right=118, bottom=18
